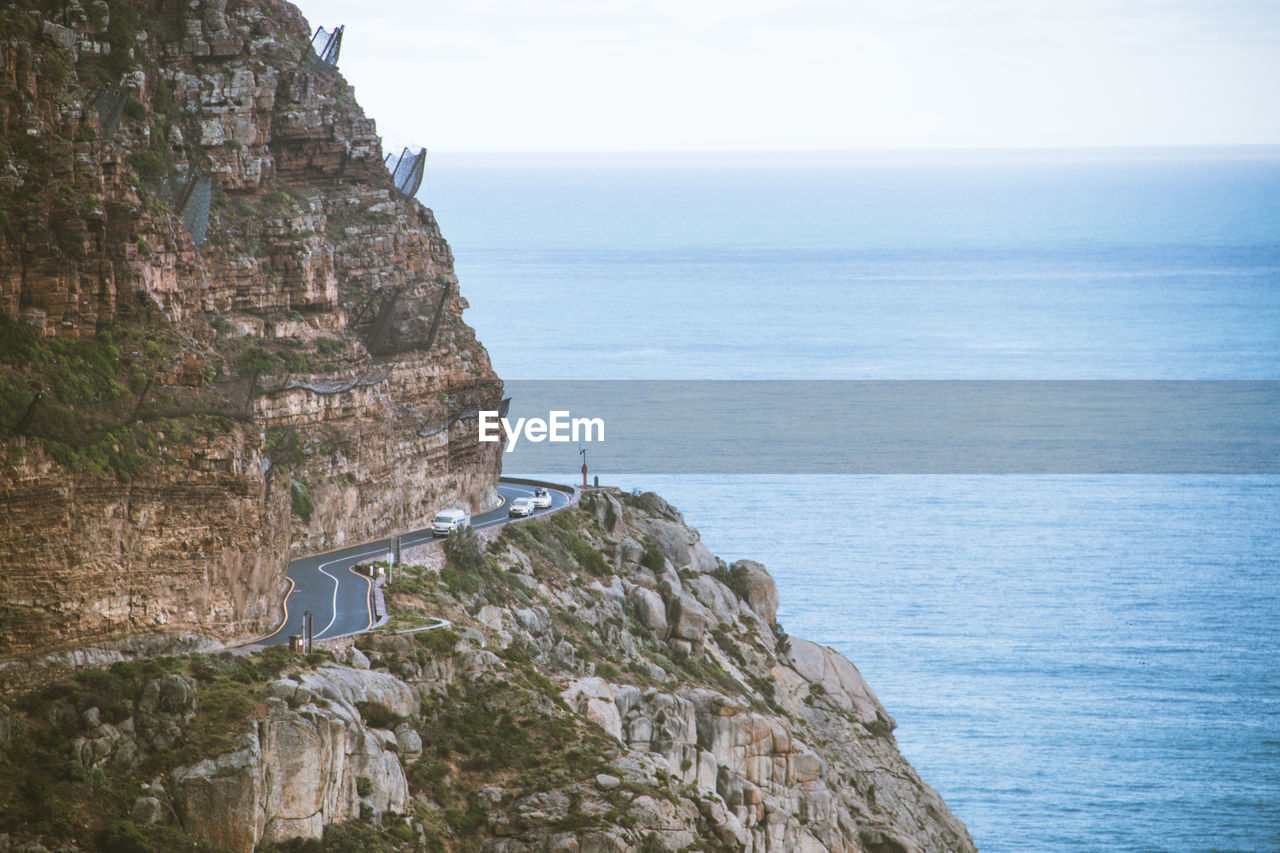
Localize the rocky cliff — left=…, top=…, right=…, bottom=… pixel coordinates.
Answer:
left=0, top=492, right=978, bottom=853
left=0, top=0, right=502, bottom=660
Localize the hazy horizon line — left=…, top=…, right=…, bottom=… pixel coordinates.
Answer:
left=417, top=144, right=1280, bottom=166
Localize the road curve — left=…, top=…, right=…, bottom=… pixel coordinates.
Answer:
left=254, top=479, right=574, bottom=646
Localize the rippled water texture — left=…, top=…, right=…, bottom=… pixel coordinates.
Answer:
left=427, top=150, right=1280, bottom=851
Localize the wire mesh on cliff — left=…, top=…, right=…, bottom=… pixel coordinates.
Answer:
left=170, top=166, right=212, bottom=247
left=93, top=87, right=126, bottom=135
left=257, top=365, right=392, bottom=396
left=385, top=147, right=426, bottom=198
left=418, top=398, right=509, bottom=438
left=310, top=26, right=344, bottom=70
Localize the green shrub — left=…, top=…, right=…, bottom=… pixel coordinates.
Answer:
left=356, top=776, right=373, bottom=797
left=712, top=563, right=752, bottom=600
left=127, top=150, right=168, bottom=184
left=291, top=479, right=314, bottom=522
left=321, top=821, right=396, bottom=853
left=103, top=4, right=138, bottom=79
left=443, top=525, right=484, bottom=572
left=413, top=627, right=460, bottom=658
left=95, top=819, right=152, bottom=853
left=315, top=337, right=345, bottom=356
left=640, top=542, right=665, bottom=574
left=772, top=622, right=791, bottom=655
left=234, top=346, right=277, bottom=376
left=563, top=531, right=609, bottom=576
left=444, top=806, right=485, bottom=835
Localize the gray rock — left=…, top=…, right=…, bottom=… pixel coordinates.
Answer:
left=733, top=560, right=779, bottom=624
left=668, top=593, right=710, bottom=644
left=618, top=536, right=645, bottom=566
left=140, top=674, right=198, bottom=716
left=459, top=648, right=501, bottom=675
left=583, top=492, right=624, bottom=540
left=685, top=575, right=740, bottom=625
left=784, top=639, right=895, bottom=733
left=594, top=773, right=621, bottom=790
left=307, top=664, right=417, bottom=721
left=699, top=795, right=749, bottom=848
left=636, top=492, right=682, bottom=521
left=515, top=606, right=550, bottom=636
left=132, top=795, right=167, bottom=825
left=628, top=586, right=667, bottom=634
left=476, top=604, right=507, bottom=632
left=40, top=21, right=78, bottom=53
left=561, top=677, right=623, bottom=741
left=394, top=722, right=422, bottom=755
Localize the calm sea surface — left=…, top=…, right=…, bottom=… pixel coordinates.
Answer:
left=424, top=150, right=1280, bottom=852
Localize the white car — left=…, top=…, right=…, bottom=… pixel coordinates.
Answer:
left=431, top=508, right=470, bottom=536
left=508, top=497, right=536, bottom=517
left=529, top=488, right=553, bottom=509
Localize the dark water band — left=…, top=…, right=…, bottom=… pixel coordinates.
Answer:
left=491, top=381, right=1280, bottom=474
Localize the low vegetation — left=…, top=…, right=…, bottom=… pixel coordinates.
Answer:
left=0, top=647, right=309, bottom=851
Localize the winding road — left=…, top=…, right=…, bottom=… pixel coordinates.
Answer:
left=255, top=479, right=573, bottom=646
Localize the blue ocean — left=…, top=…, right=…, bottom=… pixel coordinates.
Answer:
left=423, top=149, right=1280, bottom=852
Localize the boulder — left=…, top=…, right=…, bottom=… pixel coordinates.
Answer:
left=169, top=732, right=263, bottom=853
left=583, top=491, right=624, bottom=540
left=668, top=594, right=710, bottom=644
left=394, top=722, right=422, bottom=756
left=699, top=795, right=749, bottom=848
left=732, top=560, right=779, bottom=625
left=618, top=536, right=646, bottom=567
left=305, top=665, right=417, bottom=722
left=561, top=677, right=623, bottom=741
left=131, top=795, right=168, bottom=825
left=139, top=674, right=198, bottom=716
left=628, top=586, right=667, bottom=634
left=636, top=492, right=682, bottom=521
left=784, top=639, right=895, bottom=733
left=169, top=668, right=414, bottom=853
left=515, top=606, right=551, bottom=636
left=685, top=575, right=740, bottom=625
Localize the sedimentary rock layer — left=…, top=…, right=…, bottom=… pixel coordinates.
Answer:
left=0, top=0, right=501, bottom=656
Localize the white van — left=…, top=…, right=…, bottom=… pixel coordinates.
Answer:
left=431, top=508, right=470, bottom=536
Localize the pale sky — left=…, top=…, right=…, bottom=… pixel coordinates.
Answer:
left=294, top=0, right=1280, bottom=151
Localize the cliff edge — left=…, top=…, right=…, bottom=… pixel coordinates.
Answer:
left=0, top=0, right=502, bottom=660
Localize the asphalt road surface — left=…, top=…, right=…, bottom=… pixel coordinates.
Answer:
left=256, top=480, right=572, bottom=646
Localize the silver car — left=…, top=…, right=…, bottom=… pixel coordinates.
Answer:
left=509, top=497, right=536, bottom=517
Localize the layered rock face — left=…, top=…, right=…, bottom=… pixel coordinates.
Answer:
left=0, top=0, right=501, bottom=658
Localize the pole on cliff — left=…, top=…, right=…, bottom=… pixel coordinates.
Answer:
left=580, top=446, right=588, bottom=489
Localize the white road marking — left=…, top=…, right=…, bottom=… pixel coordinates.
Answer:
left=257, top=484, right=570, bottom=647
left=314, top=547, right=384, bottom=639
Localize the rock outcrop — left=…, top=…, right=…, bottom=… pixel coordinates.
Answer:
left=0, top=491, right=977, bottom=852
left=0, top=0, right=502, bottom=661
left=168, top=667, right=412, bottom=850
